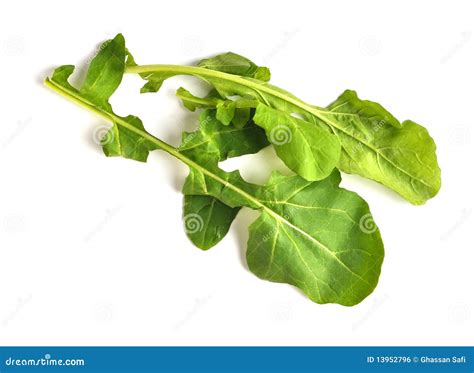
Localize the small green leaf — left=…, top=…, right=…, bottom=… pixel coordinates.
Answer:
left=231, top=107, right=251, bottom=128
left=81, top=34, right=126, bottom=107
left=128, top=59, right=441, bottom=204
left=183, top=195, right=239, bottom=250
left=176, top=87, right=217, bottom=111
left=178, top=110, right=269, bottom=249
left=179, top=110, right=268, bottom=161
left=46, top=34, right=157, bottom=162
left=176, top=87, right=257, bottom=128
left=102, top=115, right=156, bottom=162
left=254, top=104, right=341, bottom=181
left=198, top=52, right=271, bottom=81
left=216, top=101, right=235, bottom=125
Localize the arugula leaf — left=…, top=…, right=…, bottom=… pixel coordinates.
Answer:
left=253, top=104, right=341, bottom=181
left=47, top=34, right=157, bottom=162
left=324, top=90, right=441, bottom=205
left=176, top=87, right=256, bottom=128
left=246, top=170, right=383, bottom=306
left=198, top=52, right=271, bottom=82
left=180, top=110, right=269, bottom=249
left=45, top=36, right=384, bottom=306
left=127, top=53, right=441, bottom=204
left=183, top=195, right=240, bottom=250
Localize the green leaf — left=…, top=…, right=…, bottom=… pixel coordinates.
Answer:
left=45, top=34, right=392, bottom=306
left=46, top=34, right=157, bottom=162
left=176, top=87, right=218, bottom=112
left=101, top=115, right=156, bottom=162
left=198, top=52, right=271, bottom=81
left=47, top=51, right=384, bottom=305
left=216, top=100, right=235, bottom=125
left=181, top=161, right=384, bottom=305
left=179, top=110, right=269, bottom=162
left=253, top=104, right=341, bottom=181
left=176, top=87, right=257, bottom=128
left=127, top=62, right=441, bottom=204
left=80, top=34, right=126, bottom=107
left=247, top=170, right=384, bottom=306
left=183, top=195, right=239, bottom=250
left=231, top=107, right=251, bottom=128
left=324, top=90, right=441, bottom=205
left=179, top=110, right=269, bottom=250
left=133, top=52, right=270, bottom=94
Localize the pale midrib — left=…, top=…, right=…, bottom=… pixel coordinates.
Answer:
left=45, top=77, right=368, bottom=284
left=45, top=77, right=264, bottom=210
left=126, top=64, right=431, bottom=189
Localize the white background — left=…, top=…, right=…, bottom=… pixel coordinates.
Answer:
left=0, top=0, right=473, bottom=346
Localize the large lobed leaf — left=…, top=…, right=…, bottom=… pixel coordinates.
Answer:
left=247, top=171, right=383, bottom=306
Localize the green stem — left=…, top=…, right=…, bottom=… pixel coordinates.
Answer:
left=126, top=64, right=322, bottom=113
left=126, top=64, right=405, bottom=185
left=44, top=74, right=334, bottom=253
left=43, top=77, right=266, bottom=211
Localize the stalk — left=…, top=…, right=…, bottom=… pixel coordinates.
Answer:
left=125, top=64, right=325, bottom=114
left=43, top=77, right=267, bottom=211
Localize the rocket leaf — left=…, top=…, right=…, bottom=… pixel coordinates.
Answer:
left=45, top=35, right=384, bottom=306
left=324, top=90, right=441, bottom=205
left=198, top=52, right=271, bottom=82
left=253, top=104, right=341, bottom=181
left=47, top=34, right=157, bottom=162
left=180, top=110, right=268, bottom=250
left=127, top=52, right=441, bottom=204
left=176, top=86, right=256, bottom=128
